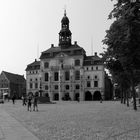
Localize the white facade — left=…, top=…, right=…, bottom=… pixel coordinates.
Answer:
left=26, top=11, right=106, bottom=101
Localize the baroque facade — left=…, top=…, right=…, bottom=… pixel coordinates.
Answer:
left=26, top=11, right=110, bottom=101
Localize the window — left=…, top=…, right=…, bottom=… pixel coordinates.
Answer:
left=94, top=81, right=98, bottom=87
left=87, top=76, right=90, bottom=79
left=75, top=70, right=80, bottom=80
left=54, top=72, right=59, bottom=81
left=65, top=85, right=69, bottom=90
left=54, top=85, right=58, bottom=90
left=45, top=73, right=49, bottom=81
left=91, top=67, right=93, bottom=70
left=87, top=67, right=88, bottom=70
left=44, top=62, right=49, bottom=68
left=75, top=84, right=80, bottom=89
left=87, top=81, right=91, bottom=87
left=35, top=83, right=38, bottom=89
left=75, top=59, right=80, bottom=66
left=45, top=85, right=48, bottom=90
left=95, top=75, right=97, bottom=79
left=30, top=78, right=32, bottom=81
left=30, top=83, right=33, bottom=89
left=96, top=66, right=98, bottom=70
left=65, top=71, right=70, bottom=81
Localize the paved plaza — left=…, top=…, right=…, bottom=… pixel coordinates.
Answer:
left=0, top=101, right=140, bottom=140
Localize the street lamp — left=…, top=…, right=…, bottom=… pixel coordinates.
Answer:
left=38, top=73, right=42, bottom=97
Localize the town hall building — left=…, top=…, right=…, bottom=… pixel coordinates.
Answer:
left=26, top=11, right=112, bottom=101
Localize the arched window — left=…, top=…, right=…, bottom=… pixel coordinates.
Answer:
left=75, top=59, right=80, bottom=66
left=44, top=62, right=49, bottom=68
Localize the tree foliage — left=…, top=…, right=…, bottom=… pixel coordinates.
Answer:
left=102, top=0, right=140, bottom=110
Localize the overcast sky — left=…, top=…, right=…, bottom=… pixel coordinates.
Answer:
left=0, top=0, right=115, bottom=76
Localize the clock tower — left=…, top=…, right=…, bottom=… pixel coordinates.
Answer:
left=59, top=10, right=72, bottom=48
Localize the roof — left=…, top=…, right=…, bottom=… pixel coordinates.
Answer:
left=40, top=43, right=86, bottom=59
left=25, top=59, right=40, bottom=71
left=2, top=71, right=25, bottom=84
left=83, top=54, right=103, bottom=66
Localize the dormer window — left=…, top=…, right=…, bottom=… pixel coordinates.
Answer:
left=44, top=62, right=49, bottom=68
left=75, top=59, right=80, bottom=66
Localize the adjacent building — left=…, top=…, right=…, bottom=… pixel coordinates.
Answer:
left=0, top=71, right=26, bottom=98
left=26, top=11, right=112, bottom=101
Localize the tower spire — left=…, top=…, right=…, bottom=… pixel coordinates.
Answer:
left=64, top=5, right=67, bottom=16
left=64, top=9, right=66, bottom=16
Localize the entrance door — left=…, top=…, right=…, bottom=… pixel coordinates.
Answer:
left=75, top=93, right=79, bottom=101
left=93, top=91, right=101, bottom=100
left=85, top=91, right=92, bottom=101
left=54, top=93, right=59, bottom=101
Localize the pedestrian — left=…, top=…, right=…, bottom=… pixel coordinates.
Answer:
left=100, top=96, right=103, bottom=103
left=77, top=96, right=80, bottom=102
left=33, top=94, right=38, bottom=111
left=27, top=94, right=32, bottom=111
left=22, top=96, right=27, bottom=106
left=12, top=94, right=16, bottom=104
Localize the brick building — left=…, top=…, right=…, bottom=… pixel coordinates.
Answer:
left=0, top=71, right=26, bottom=98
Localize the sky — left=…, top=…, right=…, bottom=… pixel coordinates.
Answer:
left=0, top=0, right=115, bottom=76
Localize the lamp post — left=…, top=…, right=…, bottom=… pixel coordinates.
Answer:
left=39, top=73, right=42, bottom=97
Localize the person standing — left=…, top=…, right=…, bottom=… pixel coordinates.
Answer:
left=33, top=94, right=38, bottom=111
left=22, top=96, right=27, bottom=106
left=27, top=94, right=32, bottom=111
left=12, top=94, right=16, bottom=104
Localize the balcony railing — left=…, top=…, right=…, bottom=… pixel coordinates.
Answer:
left=50, top=65, right=74, bottom=70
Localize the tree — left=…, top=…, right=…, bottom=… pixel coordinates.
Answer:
left=102, top=0, right=140, bottom=110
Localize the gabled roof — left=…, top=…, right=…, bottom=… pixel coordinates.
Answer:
left=2, top=71, right=25, bottom=84
left=25, top=59, right=40, bottom=71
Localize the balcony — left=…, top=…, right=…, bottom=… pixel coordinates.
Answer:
left=50, top=65, right=74, bottom=70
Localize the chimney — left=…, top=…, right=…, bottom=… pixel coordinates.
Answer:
left=51, top=44, right=54, bottom=47
left=95, top=52, right=97, bottom=56
left=35, top=59, right=37, bottom=62
left=74, top=41, right=77, bottom=45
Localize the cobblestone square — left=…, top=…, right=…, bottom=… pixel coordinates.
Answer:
left=1, top=101, right=140, bottom=140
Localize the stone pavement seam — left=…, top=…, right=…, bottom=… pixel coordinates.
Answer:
left=0, top=107, right=39, bottom=140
